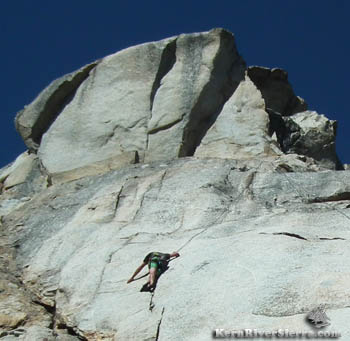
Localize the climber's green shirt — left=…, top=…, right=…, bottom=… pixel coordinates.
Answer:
left=143, top=252, right=170, bottom=274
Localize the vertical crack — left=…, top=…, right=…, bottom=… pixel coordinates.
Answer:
left=178, top=30, right=246, bottom=157
left=150, top=39, right=177, bottom=112
left=149, top=292, right=155, bottom=312
left=157, top=170, right=167, bottom=198
left=243, top=171, right=256, bottom=200
left=147, top=39, right=177, bottom=152
left=113, top=185, right=124, bottom=217
left=92, top=243, right=129, bottom=301
left=155, top=307, right=165, bottom=341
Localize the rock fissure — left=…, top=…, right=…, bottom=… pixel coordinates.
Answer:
left=114, top=185, right=125, bottom=216
left=93, top=244, right=130, bottom=299
left=259, top=232, right=308, bottom=241
left=244, top=171, right=257, bottom=200
left=31, top=297, right=85, bottom=340
left=150, top=39, right=177, bottom=112
left=319, top=237, right=346, bottom=241
left=56, top=323, right=87, bottom=340
left=308, top=192, right=350, bottom=203
left=149, top=292, right=155, bottom=312
left=148, top=113, right=186, bottom=135
left=178, top=31, right=246, bottom=157
left=155, top=307, right=165, bottom=340
left=157, top=170, right=167, bottom=198
left=32, top=299, right=56, bottom=329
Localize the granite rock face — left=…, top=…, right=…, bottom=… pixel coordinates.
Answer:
left=1, top=29, right=348, bottom=340
left=2, top=158, right=350, bottom=340
left=18, top=29, right=246, bottom=175
left=194, top=75, right=281, bottom=159
left=15, top=63, right=98, bottom=152
left=15, top=29, right=341, bottom=173
left=247, top=66, right=308, bottom=116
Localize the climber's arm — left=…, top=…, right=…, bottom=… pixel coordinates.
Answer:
left=127, top=262, right=147, bottom=283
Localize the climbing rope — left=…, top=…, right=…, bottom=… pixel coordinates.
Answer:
left=174, top=157, right=350, bottom=254
left=175, top=160, right=265, bottom=253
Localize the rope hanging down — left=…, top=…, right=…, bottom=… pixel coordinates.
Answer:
left=175, top=160, right=264, bottom=253
left=175, top=159, right=350, bottom=254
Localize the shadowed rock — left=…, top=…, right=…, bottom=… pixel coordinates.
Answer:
left=15, top=62, right=98, bottom=152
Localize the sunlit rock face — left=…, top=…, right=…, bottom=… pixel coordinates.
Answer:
left=1, top=29, right=348, bottom=340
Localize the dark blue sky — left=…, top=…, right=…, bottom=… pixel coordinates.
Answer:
left=1, top=1, right=349, bottom=167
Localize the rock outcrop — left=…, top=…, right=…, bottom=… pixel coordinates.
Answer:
left=1, top=28, right=349, bottom=340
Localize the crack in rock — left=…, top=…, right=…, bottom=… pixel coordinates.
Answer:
left=32, top=298, right=87, bottom=340
left=308, top=192, right=350, bottom=203
left=178, top=30, right=246, bottom=157
left=114, top=185, right=124, bottom=217
left=149, top=292, right=155, bottom=312
left=148, top=113, right=186, bottom=135
left=259, top=232, right=308, bottom=241
left=319, top=237, right=346, bottom=241
left=155, top=307, right=165, bottom=341
left=146, top=39, right=177, bottom=151
left=150, top=39, right=177, bottom=112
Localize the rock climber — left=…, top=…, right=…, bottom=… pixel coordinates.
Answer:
left=127, top=251, right=180, bottom=290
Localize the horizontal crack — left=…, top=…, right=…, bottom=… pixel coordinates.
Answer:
left=148, top=114, right=186, bottom=135
left=308, top=192, right=350, bottom=203
left=319, top=237, right=346, bottom=241
left=259, top=232, right=308, bottom=241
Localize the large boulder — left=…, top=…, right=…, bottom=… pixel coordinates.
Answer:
left=267, top=109, right=343, bottom=170
left=287, top=111, right=342, bottom=169
left=247, top=66, right=307, bottom=116
left=195, top=74, right=281, bottom=159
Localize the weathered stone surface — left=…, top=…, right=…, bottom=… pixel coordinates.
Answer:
left=0, top=158, right=349, bottom=339
left=267, top=109, right=341, bottom=170
left=15, top=63, right=98, bottom=152
left=0, top=152, right=47, bottom=217
left=248, top=66, right=308, bottom=116
left=146, top=29, right=245, bottom=162
left=287, top=111, right=342, bottom=169
left=37, top=37, right=171, bottom=173
left=0, top=221, right=52, bottom=337
left=50, top=151, right=139, bottom=184
left=1, top=152, right=37, bottom=189
left=35, top=29, right=245, bottom=174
